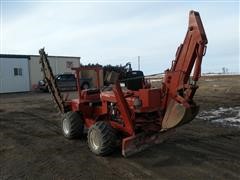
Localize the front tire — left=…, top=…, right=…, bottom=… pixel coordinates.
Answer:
left=62, top=111, right=84, bottom=139
left=88, top=121, right=117, bottom=156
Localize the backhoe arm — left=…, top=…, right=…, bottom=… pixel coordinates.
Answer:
left=163, top=10, right=207, bottom=105
left=172, top=10, right=207, bottom=82
left=161, top=10, right=208, bottom=129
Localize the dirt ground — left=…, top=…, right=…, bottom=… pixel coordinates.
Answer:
left=0, top=75, right=240, bottom=180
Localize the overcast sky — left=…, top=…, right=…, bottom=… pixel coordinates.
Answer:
left=0, top=1, right=239, bottom=75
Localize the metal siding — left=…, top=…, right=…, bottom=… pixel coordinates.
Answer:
left=0, top=58, right=30, bottom=93
left=29, top=56, right=46, bottom=90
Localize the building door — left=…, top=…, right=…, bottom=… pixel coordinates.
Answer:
left=0, top=57, right=30, bottom=93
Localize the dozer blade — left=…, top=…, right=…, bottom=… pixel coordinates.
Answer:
left=122, top=129, right=175, bottom=157
left=161, top=99, right=199, bottom=129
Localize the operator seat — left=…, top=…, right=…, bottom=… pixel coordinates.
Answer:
left=123, top=71, right=144, bottom=91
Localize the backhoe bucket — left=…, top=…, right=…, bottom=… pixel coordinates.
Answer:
left=122, top=129, right=175, bottom=157
left=161, top=99, right=199, bottom=129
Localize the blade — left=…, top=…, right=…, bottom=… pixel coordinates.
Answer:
left=122, top=129, right=175, bottom=157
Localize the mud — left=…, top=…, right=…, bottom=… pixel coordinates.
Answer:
left=0, top=75, right=240, bottom=179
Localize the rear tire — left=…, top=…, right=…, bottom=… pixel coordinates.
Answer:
left=62, top=111, right=84, bottom=139
left=88, top=121, right=117, bottom=156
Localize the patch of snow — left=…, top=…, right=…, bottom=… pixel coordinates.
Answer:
left=197, top=106, right=240, bottom=127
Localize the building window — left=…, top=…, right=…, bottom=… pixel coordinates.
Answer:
left=14, top=68, right=23, bottom=76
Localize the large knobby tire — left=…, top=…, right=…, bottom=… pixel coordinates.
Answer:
left=88, top=121, right=117, bottom=156
left=62, top=111, right=84, bottom=139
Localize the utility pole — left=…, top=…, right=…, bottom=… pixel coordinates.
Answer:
left=138, top=56, right=140, bottom=70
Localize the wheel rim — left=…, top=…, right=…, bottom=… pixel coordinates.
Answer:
left=63, top=118, right=70, bottom=135
left=90, top=130, right=100, bottom=150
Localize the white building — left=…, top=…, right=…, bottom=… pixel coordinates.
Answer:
left=0, top=54, right=80, bottom=93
